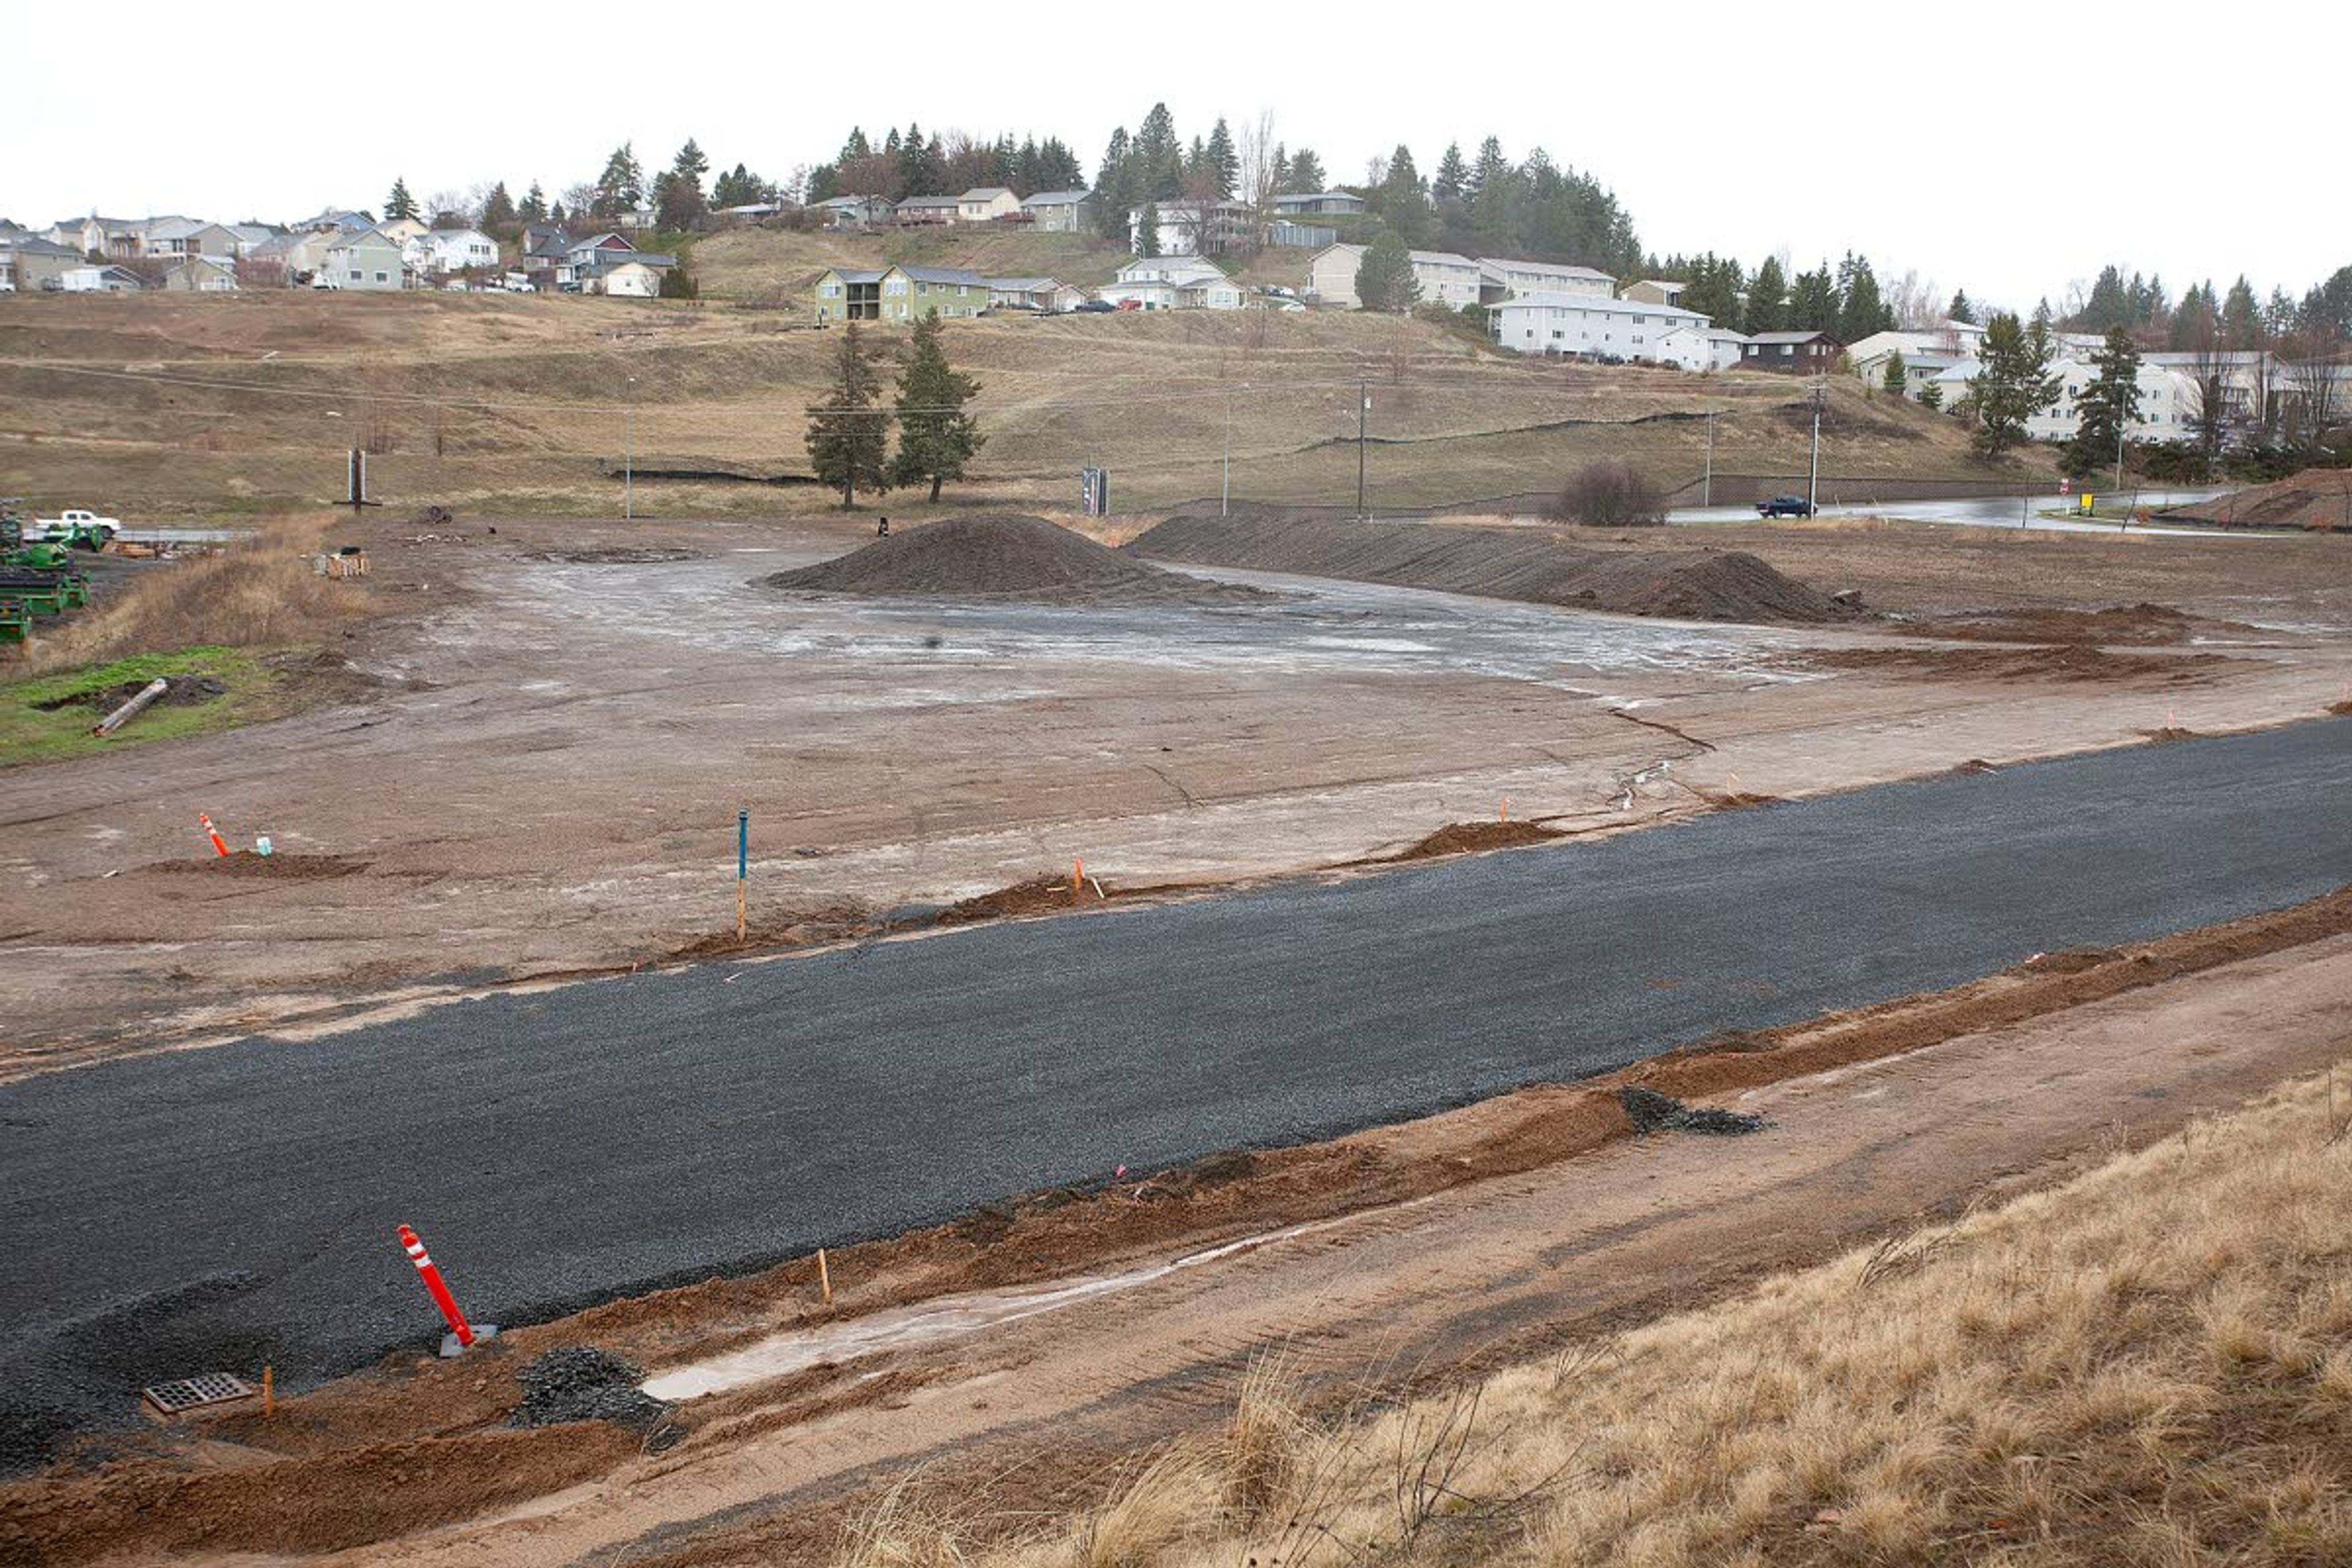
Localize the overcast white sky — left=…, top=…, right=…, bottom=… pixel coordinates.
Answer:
left=6, top=2, right=2339, bottom=311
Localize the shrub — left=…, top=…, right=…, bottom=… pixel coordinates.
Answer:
left=1548, top=459, right=1665, bottom=526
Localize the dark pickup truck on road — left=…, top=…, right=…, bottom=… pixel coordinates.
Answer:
left=1757, top=495, right=1817, bottom=518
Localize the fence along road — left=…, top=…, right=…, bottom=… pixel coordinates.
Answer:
left=1, top=718, right=2348, bottom=1457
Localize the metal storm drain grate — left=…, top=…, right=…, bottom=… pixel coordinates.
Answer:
left=142, top=1373, right=255, bottom=1415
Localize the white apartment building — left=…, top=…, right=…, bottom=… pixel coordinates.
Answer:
left=1490, top=293, right=1709, bottom=360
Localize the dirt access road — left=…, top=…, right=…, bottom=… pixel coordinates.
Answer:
left=6, top=513, right=2348, bottom=1072
left=325, top=930, right=2352, bottom=1568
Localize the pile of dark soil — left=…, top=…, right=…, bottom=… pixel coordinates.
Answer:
left=2156, top=469, right=2352, bottom=530
left=769, top=514, right=1272, bottom=606
left=1126, top=513, right=1853, bottom=624
left=1619, top=1086, right=1765, bottom=1136
left=1923, top=603, right=2252, bottom=647
left=33, top=674, right=226, bottom=713
left=1801, top=644, right=2225, bottom=685
left=509, top=1347, right=665, bottom=1433
left=1386, top=820, right=1560, bottom=861
left=936, top=873, right=1098, bottom=925
left=150, top=851, right=371, bottom=880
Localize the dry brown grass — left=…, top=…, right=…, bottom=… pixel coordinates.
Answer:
left=848, top=1064, right=2352, bottom=1567
left=21, top=513, right=357, bottom=673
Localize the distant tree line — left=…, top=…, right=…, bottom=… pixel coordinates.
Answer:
left=806, top=128, right=1087, bottom=206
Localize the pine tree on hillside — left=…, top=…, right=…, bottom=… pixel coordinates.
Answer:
left=1204, top=118, right=1239, bottom=200
left=1284, top=147, right=1325, bottom=195
left=519, top=181, right=548, bottom=224
left=1432, top=143, right=1469, bottom=203
left=1946, top=288, right=1975, bottom=325
left=385, top=177, right=419, bottom=222
left=1354, top=230, right=1420, bottom=312
left=805, top=324, right=890, bottom=507
left=1136, top=202, right=1161, bottom=257
left=2064, top=325, right=2143, bottom=479
left=1376, top=145, right=1430, bottom=246
left=1882, top=350, right=1908, bottom=396
left=889, top=310, right=985, bottom=503
left=1095, top=127, right=1136, bottom=241
left=594, top=144, right=643, bottom=216
left=1787, top=262, right=1838, bottom=333
left=1745, top=255, right=1789, bottom=333
left=480, top=182, right=518, bottom=234
left=1134, top=103, right=1181, bottom=199
left=1968, top=311, right=2062, bottom=458
left=1918, top=379, right=1945, bottom=411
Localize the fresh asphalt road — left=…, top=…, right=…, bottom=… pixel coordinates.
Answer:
left=1668, top=488, right=2237, bottom=536
left=3, top=720, right=2348, bottom=1457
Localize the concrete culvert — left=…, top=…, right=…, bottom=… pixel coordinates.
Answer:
left=1620, top=1085, right=1766, bottom=1136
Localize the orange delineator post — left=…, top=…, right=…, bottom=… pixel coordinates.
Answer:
left=398, top=1223, right=476, bottom=1348
left=200, top=813, right=230, bottom=857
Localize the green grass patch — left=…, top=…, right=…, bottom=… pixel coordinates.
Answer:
left=0, top=646, right=276, bottom=767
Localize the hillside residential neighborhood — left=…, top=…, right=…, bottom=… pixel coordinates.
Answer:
left=7, top=169, right=2340, bottom=459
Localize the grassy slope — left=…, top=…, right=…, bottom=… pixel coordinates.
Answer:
left=0, top=291, right=2054, bottom=518
left=862, top=1066, right=2352, bottom=1567
left=690, top=227, right=1130, bottom=300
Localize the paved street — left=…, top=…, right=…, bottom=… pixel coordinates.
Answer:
left=2, top=718, right=2346, bottom=1459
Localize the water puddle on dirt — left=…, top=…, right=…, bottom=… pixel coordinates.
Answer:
left=643, top=1210, right=1390, bottom=1401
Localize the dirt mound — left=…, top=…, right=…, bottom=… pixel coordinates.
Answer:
left=1619, top=1086, right=1766, bottom=1136
left=1923, top=603, right=2251, bottom=646
left=1387, top=820, right=1560, bottom=861
left=1126, top=513, right=1853, bottom=625
left=1799, top=644, right=2226, bottom=686
left=936, top=873, right=1102, bottom=925
left=2156, top=469, right=2352, bottom=530
left=33, top=674, right=227, bottom=714
left=769, top=514, right=1271, bottom=606
left=509, top=1347, right=668, bottom=1434
left=149, top=851, right=369, bottom=880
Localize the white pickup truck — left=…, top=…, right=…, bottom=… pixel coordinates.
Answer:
left=35, top=508, right=123, bottom=548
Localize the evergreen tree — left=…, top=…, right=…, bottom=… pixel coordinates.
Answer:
left=1787, top=262, right=1838, bottom=333
left=1203, top=118, right=1239, bottom=200
left=1834, top=252, right=1891, bottom=342
left=1745, top=255, right=1789, bottom=333
left=2076, top=264, right=2131, bottom=330
left=2221, top=274, right=2263, bottom=349
left=1679, top=253, right=1744, bottom=328
left=519, top=181, right=547, bottom=224
left=1432, top=143, right=1469, bottom=203
left=1133, top=102, right=1181, bottom=199
left=593, top=145, right=643, bottom=216
left=1918, top=379, right=1945, bottom=411
left=480, top=181, right=518, bottom=232
left=1095, top=127, right=1136, bottom=241
left=549, top=199, right=567, bottom=224
left=2064, top=325, right=2143, bottom=479
left=2169, top=281, right=2218, bottom=350
left=1967, top=311, right=2062, bottom=458
left=385, top=177, right=419, bottom=222
left=654, top=140, right=710, bottom=232
left=1946, top=288, right=1975, bottom=325
left=897, top=123, right=930, bottom=195
left=805, top=323, right=890, bottom=507
left=1354, top=230, right=1420, bottom=312
left=888, top=310, right=985, bottom=502
left=1136, top=202, right=1161, bottom=257
left=1284, top=146, right=1325, bottom=194
left=1374, top=144, right=1430, bottom=246
left=1882, top=350, right=1908, bottom=396
left=1466, top=136, right=1513, bottom=252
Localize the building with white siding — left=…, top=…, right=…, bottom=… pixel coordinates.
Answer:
left=1490, top=293, right=1709, bottom=360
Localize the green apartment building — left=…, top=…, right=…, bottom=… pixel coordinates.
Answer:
left=812, top=264, right=989, bottom=323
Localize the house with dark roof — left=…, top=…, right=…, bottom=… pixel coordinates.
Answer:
left=1274, top=192, right=1366, bottom=217
left=1019, top=189, right=1095, bottom=233
left=894, top=195, right=963, bottom=225
left=1, top=234, right=81, bottom=291
left=1740, top=330, right=1841, bottom=374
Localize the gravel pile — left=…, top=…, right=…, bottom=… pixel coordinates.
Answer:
left=509, top=1346, right=666, bottom=1431
left=767, top=513, right=1272, bottom=606
left=1620, top=1086, right=1766, bottom=1136
left=1126, top=512, right=1853, bottom=625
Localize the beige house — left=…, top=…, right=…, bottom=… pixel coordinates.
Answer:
left=164, top=256, right=241, bottom=292
left=1307, top=244, right=1482, bottom=309
left=1620, top=279, right=1685, bottom=306
left=1, top=234, right=82, bottom=290
left=379, top=216, right=430, bottom=244
left=956, top=187, right=1021, bottom=222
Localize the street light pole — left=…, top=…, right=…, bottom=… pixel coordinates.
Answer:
left=1356, top=377, right=1369, bottom=520
left=625, top=374, right=636, bottom=522
left=1805, top=379, right=1825, bottom=518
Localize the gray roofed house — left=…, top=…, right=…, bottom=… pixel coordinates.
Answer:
left=1019, top=189, right=1096, bottom=233
left=0, top=233, right=82, bottom=291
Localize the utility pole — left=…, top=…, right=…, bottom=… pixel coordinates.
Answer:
left=2113, top=412, right=2127, bottom=494
left=1356, top=377, right=1369, bottom=519
left=1805, top=378, right=1825, bottom=518
left=625, top=374, right=636, bottom=522
left=1703, top=405, right=1715, bottom=508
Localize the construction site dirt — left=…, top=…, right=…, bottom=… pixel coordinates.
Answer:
left=4, top=510, right=2350, bottom=1078
left=6, top=895, right=2350, bottom=1566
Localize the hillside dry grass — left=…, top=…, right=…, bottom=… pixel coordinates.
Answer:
left=0, top=292, right=2048, bottom=518
left=850, top=1065, right=2352, bottom=1567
